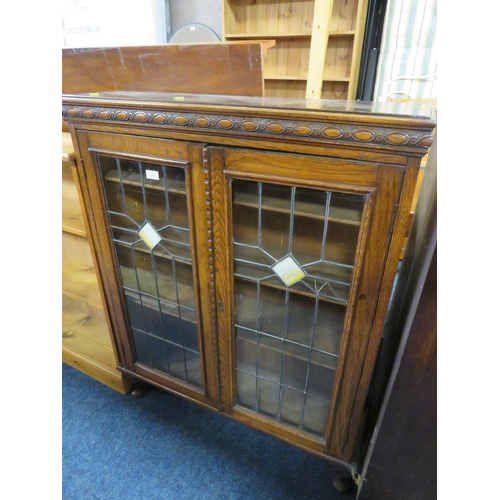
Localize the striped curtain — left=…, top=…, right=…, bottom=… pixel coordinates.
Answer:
left=373, top=0, right=437, bottom=102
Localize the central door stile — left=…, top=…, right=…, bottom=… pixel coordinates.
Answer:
left=189, top=144, right=221, bottom=405
left=209, top=147, right=236, bottom=415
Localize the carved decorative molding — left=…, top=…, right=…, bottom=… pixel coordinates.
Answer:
left=202, top=147, right=218, bottom=369
left=62, top=105, right=434, bottom=153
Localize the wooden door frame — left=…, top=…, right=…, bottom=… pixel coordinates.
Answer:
left=211, top=146, right=407, bottom=462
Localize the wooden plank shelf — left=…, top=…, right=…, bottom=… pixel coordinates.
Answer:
left=225, top=31, right=356, bottom=38
left=104, top=169, right=186, bottom=195
left=264, top=75, right=351, bottom=82
left=233, top=269, right=350, bottom=307
left=233, top=190, right=363, bottom=226
left=223, top=0, right=368, bottom=99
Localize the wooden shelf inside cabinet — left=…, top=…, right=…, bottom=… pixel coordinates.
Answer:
left=223, top=0, right=368, bottom=99
left=62, top=132, right=131, bottom=394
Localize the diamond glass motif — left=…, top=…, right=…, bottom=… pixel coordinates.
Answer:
left=272, top=256, right=306, bottom=286
left=138, top=221, right=162, bottom=250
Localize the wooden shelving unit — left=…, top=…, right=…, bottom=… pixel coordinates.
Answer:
left=223, top=0, right=368, bottom=99
left=62, top=132, right=132, bottom=394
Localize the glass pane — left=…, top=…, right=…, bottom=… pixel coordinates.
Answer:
left=282, top=342, right=309, bottom=391
left=313, top=301, right=344, bottom=355
left=97, top=155, right=203, bottom=390
left=180, top=307, right=200, bottom=352
left=160, top=300, right=181, bottom=344
left=236, top=327, right=257, bottom=375
left=257, top=378, right=280, bottom=418
left=233, top=207, right=259, bottom=247
left=131, top=328, right=150, bottom=365
left=148, top=335, right=170, bottom=373
left=258, top=334, right=283, bottom=383
left=232, top=178, right=365, bottom=437
left=261, top=184, right=291, bottom=261
left=234, top=279, right=258, bottom=331
left=185, top=349, right=202, bottom=387
left=236, top=370, right=256, bottom=410
left=307, top=351, right=337, bottom=400
left=258, top=287, right=286, bottom=338
left=302, top=395, right=330, bottom=437
left=165, top=342, right=187, bottom=380
left=280, top=386, right=305, bottom=427
left=285, top=293, right=315, bottom=346
left=124, top=291, right=145, bottom=331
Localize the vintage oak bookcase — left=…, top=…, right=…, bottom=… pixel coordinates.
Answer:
left=62, top=91, right=435, bottom=477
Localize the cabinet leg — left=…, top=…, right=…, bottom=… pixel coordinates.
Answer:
left=130, top=382, right=149, bottom=397
left=333, top=473, right=355, bottom=494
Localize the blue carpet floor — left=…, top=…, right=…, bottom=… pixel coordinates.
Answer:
left=62, top=363, right=355, bottom=500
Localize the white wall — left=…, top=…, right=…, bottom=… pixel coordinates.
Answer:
left=168, top=0, right=222, bottom=40
left=62, top=0, right=169, bottom=48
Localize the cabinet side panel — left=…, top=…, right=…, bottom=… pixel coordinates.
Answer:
left=338, top=156, right=422, bottom=458
left=328, top=163, right=405, bottom=461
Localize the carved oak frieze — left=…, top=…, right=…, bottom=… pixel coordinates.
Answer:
left=62, top=104, right=433, bottom=154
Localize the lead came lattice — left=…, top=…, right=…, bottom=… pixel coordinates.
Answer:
left=232, top=179, right=364, bottom=436
left=97, top=155, right=203, bottom=388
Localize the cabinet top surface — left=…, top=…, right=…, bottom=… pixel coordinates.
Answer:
left=62, top=91, right=436, bottom=155
left=62, top=91, right=436, bottom=124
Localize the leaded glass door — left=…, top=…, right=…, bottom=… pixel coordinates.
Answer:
left=75, top=132, right=218, bottom=405
left=231, top=179, right=364, bottom=437
left=213, top=147, right=404, bottom=457
left=96, top=154, right=205, bottom=386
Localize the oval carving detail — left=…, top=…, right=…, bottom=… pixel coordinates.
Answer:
left=385, top=132, right=408, bottom=145
left=174, top=115, right=188, bottom=125
left=217, top=119, right=234, bottom=129
left=195, top=117, right=210, bottom=127
left=116, top=111, right=129, bottom=121
left=294, top=125, right=313, bottom=136
left=82, top=109, right=94, bottom=118
left=353, top=129, right=375, bottom=142
left=266, top=123, right=285, bottom=134
left=133, top=112, right=148, bottom=122
left=153, top=114, right=167, bottom=123
left=241, top=121, right=258, bottom=131
left=419, top=135, right=434, bottom=148
left=98, top=109, right=111, bottom=119
left=322, top=127, right=343, bottom=139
